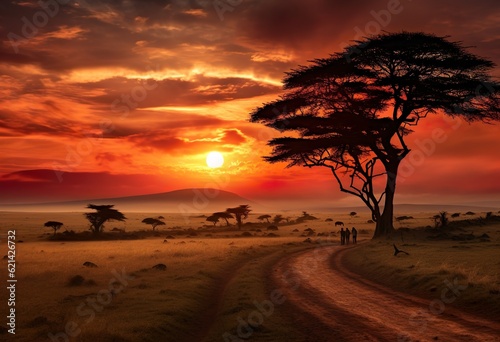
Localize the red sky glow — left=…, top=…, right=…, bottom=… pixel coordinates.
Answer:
left=1, top=0, right=499, bottom=207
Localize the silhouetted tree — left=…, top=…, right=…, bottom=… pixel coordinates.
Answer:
left=84, top=204, right=126, bottom=234
left=273, top=214, right=284, bottom=225
left=395, top=215, right=413, bottom=221
left=250, top=32, right=500, bottom=238
left=258, top=214, right=272, bottom=223
left=395, top=215, right=413, bottom=227
left=44, top=221, right=63, bottom=236
left=433, top=211, right=449, bottom=228
left=226, top=205, right=251, bottom=229
left=451, top=213, right=460, bottom=218
left=349, top=212, right=357, bottom=217
left=213, top=212, right=233, bottom=226
left=432, top=214, right=441, bottom=228
left=296, top=211, right=318, bottom=223
left=206, top=215, right=219, bottom=226
left=142, top=218, right=166, bottom=231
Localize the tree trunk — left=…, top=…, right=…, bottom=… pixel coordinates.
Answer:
left=373, top=163, right=398, bottom=238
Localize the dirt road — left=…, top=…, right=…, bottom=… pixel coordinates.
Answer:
left=272, top=244, right=500, bottom=342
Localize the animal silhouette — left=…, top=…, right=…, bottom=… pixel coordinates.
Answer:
left=393, top=244, right=409, bottom=256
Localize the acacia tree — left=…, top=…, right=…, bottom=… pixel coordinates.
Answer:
left=84, top=204, right=126, bottom=234
left=142, top=218, right=166, bottom=231
left=273, top=214, right=284, bottom=225
left=226, top=205, right=251, bottom=229
left=206, top=215, right=219, bottom=226
left=213, top=212, right=233, bottom=226
left=44, top=221, right=63, bottom=236
left=258, top=214, right=272, bottom=223
left=251, top=32, right=499, bottom=238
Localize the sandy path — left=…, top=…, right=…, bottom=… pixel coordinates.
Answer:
left=272, top=244, right=500, bottom=342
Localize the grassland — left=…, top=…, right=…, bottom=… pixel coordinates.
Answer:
left=0, top=209, right=498, bottom=341
left=343, top=218, right=500, bottom=320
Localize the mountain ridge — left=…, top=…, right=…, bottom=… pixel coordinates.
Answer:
left=0, top=188, right=255, bottom=212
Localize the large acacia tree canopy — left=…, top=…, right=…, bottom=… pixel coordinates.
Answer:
left=84, top=204, right=126, bottom=233
left=251, top=32, right=499, bottom=169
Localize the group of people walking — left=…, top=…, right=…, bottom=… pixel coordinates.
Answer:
left=340, top=227, right=357, bottom=245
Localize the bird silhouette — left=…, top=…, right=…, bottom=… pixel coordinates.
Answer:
left=393, top=244, right=409, bottom=256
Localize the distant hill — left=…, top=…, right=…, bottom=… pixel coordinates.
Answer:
left=0, top=188, right=256, bottom=213
left=1, top=190, right=498, bottom=214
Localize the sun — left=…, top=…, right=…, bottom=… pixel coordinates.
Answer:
left=206, top=151, right=224, bottom=168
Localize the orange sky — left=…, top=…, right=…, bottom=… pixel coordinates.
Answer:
left=0, top=0, right=499, bottom=206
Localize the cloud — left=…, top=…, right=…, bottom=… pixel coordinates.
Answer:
left=128, top=128, right=250, bottom=154
left=80, top=75, right=280, bottom=108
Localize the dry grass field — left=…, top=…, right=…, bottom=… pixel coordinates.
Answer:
left=343, top=219, right=500, bottom=320
left=0, top=209, right=498, bottom=341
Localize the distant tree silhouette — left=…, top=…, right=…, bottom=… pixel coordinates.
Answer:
left=213, top=212, right=233, bottom=226
left=432, top=214, right=441, bottom=228
left=451, top=213, right=460, bottom=218
left=206, top=215, right=219, bottom=226
left=44, top=221, right=63, bottom=236
left=296, top=211, right=318, bottom=223
left=433, top=211, right=449, bottom=228
left=250, top=32, right=500, bottom=238
left=273, top=214, right=284, bottom=225
left=84, top=204, right=126, bottom=234
left=349, top=212, right=357, bottom=217
left=395, top=215, right=413, bottom=227
left=258, top=214, right=272, bottom=223
left=439, top=212, right=449, bottom=228
left=395, top=215, right=413, bottom=222
left=142, top=217, right=166, bottom=231
left=226, top=205, right=251, bottom=229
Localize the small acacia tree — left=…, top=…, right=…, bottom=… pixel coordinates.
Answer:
left=251, top=32, right=499, bottom=238
left=142, top=218, right=166, bottom=231
left=206, top=215, right=219, bottom=226
left=273, top=214, right=285, bottom=225
left=44, top=221, right=63, bottom=236
left=213, top=212, right=233, bottom=226
left=226, top=205, right=251, bottom=229
left=84, top=204, right=126, bottom=234
left=258, top=214, right=271, bottom=223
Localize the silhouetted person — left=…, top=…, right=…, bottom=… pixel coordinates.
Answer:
left=345, top=228, right=351, bottom=245
left=352, top=227, right=357, bottom=244
left=340, top=228, right=345, bottom=245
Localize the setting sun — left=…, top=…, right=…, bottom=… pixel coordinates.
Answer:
left=206, top=151, right=224, bottom=168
